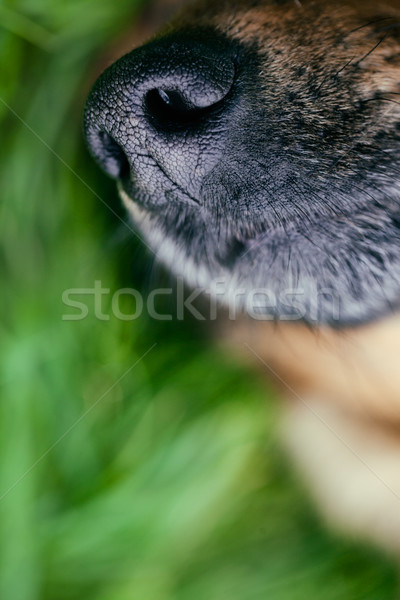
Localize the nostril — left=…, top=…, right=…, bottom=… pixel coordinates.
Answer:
left=84, top=32, right=237, bottom=180
left=99, top=131, right=131, bottom=178
left=152, top=89, right=192, bottom=112
left=145, top=87, right=225, bottom=131
left=86, top=128, right=130, bottom=179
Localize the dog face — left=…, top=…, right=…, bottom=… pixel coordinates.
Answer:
left=84, top=0, right=400, bottom=325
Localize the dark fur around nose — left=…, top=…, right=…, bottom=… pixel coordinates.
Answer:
left=84, top=31, right=236, bottom=188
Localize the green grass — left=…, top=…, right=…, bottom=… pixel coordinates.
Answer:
left=0, top=1, right=398, bottom=598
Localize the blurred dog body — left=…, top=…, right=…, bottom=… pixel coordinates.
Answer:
left=233, top=315, right=400, bottom=555
left=85, top=0, right=400, bottom=555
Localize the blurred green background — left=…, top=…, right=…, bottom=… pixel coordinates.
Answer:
left=0, top=1, right=398, bottom=598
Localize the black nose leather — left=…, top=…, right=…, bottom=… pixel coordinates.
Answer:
left=84, top=32, right=236, bottom=188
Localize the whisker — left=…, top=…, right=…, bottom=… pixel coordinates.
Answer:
left=345, top=17, right=393, bottom=38
left=354, top=33, right=388, bottom=66
left=363, top=96, right=400, bottom=107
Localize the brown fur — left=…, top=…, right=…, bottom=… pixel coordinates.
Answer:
left=229, top=315, right=400, bottom=423
left=171, top=0, right=400, bottom=134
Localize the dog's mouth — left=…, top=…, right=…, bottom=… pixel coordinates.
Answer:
left=118, top=175, right=400, bottom=327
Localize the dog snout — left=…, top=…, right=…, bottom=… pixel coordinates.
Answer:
left=84, top=32, right=236, bottom=192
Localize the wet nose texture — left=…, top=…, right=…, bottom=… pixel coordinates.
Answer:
left=84, top=31, right=236, bottom=191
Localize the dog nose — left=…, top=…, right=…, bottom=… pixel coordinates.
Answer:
left=84, top=32, right=236, bottom=187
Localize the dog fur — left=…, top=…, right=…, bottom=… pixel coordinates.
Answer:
left=84, top=0, right=400, bottom=555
